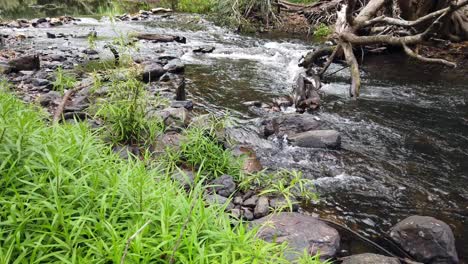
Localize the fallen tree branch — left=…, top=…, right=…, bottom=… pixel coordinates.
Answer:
left=402, top=44, right=457, bottom=68
left=52, top=84, right=89, bottom=123
left=319, top=44, right=341, bottom=77
left=342, top=42, right=361, bottom=97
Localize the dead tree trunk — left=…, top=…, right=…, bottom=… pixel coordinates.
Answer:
left=296, top=0, right=468, bottom=97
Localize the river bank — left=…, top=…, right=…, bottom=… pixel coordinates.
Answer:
left=1, top=9, right=467, bottom=263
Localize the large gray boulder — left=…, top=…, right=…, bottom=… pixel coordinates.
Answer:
left=289, top=130, right=341, bottom=149
left=142, top=63, right=166, bottom=83
left=341, top=253, right=401, bottom=264
left=262, top=114, right=320, bottom=138
left=390, top=215, right=459, bottom=264
left=252, top=212, right=340, bottom=261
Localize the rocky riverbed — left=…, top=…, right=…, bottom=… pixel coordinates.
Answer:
left=1, top=10, right=466, bottom=263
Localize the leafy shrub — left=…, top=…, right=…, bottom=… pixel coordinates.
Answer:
left=53, top=67, right=77, bottom=92
left=0, top=91, right=298, bottom=263
left=313, top=23, right=333, bottom=38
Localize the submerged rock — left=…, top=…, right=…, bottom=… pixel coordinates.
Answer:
left=142, top=64, right=167, bottom=83
left=289, top=130, right=341, bottom=149
left=341, top=253, right=401, bottom=264
left=390, top=215, right=459, bottom=264
left=252, top=213, right=340, bottom=261
left=193, top=46, right=215, bottom=53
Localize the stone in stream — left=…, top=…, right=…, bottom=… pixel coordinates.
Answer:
left=252, top=212, right=340, bottom=261
left=174, top=76, right=186, bottom=101
left=135, top=33, right=186, bottom=44
left=288, top=130, right=341, bottom=149
left=8, top=55, right=40, bottom=73
left=210, top=175, right=236, bottom=198
left=389, top=215, right=459, bottom=264
left=262, top=113, right=321, bottom=138
left=341, top=253, right=401, bottom=264
left=32, top=78, right=50, bottom=87
left=142, top=64, right=167, bottom=83
left=164, top=59, right=185, bottom=74
left=193, top=46, right=215, bottom=53
left=171, top=100, right=193, bottom=110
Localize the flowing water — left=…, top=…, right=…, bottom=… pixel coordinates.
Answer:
left=2, top=7, right=468, bottom=261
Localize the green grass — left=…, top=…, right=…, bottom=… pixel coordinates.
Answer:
left=313, top=23, right=333, bottom=39
left=53, top=67, right=77, bottom=93
left=0, top=91, right=327, bottom=263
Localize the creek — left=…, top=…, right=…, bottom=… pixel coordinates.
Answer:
left=1, top=8, right=467, bottom=261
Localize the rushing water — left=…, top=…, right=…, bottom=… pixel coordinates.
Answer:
left=2, top=9, right=467, bottom=261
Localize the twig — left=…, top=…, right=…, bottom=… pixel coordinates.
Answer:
left=120, top=220, right=152, bottom=264
left=403, top=44, right=457, bottom=68
left=169, top=202, right=197, bottom=264
left=53, top=89, right=74, bottom=123
left=319, top=44, right=341, bottom=77
left=52, top=84, right=89, bottom=124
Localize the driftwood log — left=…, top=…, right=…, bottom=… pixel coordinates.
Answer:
left=135, top=33, right=187, bottom=44
left=292, top=0, right=468, bottom=97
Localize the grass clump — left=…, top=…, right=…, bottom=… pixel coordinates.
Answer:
left=313, top=23, right=333, bottom=39
left=0, top=91, right=301, bottom=263
left=239, top=170, right=318, bottom=211
left=180, top=126, right=242, bottom=179
left=93, top=74, right=163, bottom=146
left=53, top=67, right=77, bottom=92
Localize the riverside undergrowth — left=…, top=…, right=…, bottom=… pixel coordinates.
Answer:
left=0, top=92, right=327, bottom=263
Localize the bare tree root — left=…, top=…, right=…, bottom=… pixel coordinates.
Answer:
left=298, top=0, right=468, bottom=98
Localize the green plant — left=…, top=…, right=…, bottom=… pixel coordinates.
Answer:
left=178, top=0, right=214, bottom=13
left=94, top=77, right=163, bottom=146
left=179, top=125, right=243, bottom=179
left=0, top=78, right=11, bottom=91
left=87, top=31, right=97, bottom=49
left=0, top=91, right=307, bottom=263
left=313, top=23, right=333, bottom=38
left=53, top=67, right=77, bottom=92
left=239, top=170, right=318, bottom=211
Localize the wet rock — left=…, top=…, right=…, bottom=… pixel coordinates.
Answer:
left=171, top=100, right=193, bottom=110
left=46, top=32, right=57, bottom=39
left=205, top=194, right=234, bottom=211
left=0, top=63, right=12, bottom=74
left=211, top=175, right=236, bottom=197
left=174, top=76, right=186, bottom=101
left=8, top=55, right=40, bottom=72
left=171, top=170, right=194, bottom=189
left=390, top=215, right=459, bottom=264
left=164, top=59, right=185, bottom=74
left=262, top=113, right=320, bottom=138
left=49, top=54, right=66, bottom=62
left=193, top=46, right=215, bottom=53
left=243, top=195, right=259, bottom=207
left=341, top=253, right=401, bottom=264
left=142, top=64, right=167, bottom=83
left=83, top=49, right=98, bottom=55
left=38, top=91, right=61, bottom=106
left=242, top=208, right=254, bottom=221
left=252, top=213, right=340, bottom=261
left=136, top=33, right=186, bottom=44
left=293, top=74, right=321, bottom=112
left=289, top=130, right=341, bottom=149
left=273, top=96, right=294, bottom=108
left=254, top=197, right=269, bottom=218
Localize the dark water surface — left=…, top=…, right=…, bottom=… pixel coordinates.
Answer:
left=1, top=5, right=467, bottom=261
